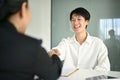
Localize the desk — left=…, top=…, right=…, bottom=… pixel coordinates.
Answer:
left=58, top=69, right=120, bottom=80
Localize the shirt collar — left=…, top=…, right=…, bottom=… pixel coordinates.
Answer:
left=85, top=33, right=92, bottom=44
left=72, top=32, right=92, bottom=45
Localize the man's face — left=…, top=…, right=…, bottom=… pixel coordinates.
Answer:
left=71, top=14, right=88, bottom=34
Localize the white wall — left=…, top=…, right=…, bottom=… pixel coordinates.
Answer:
left=25, top=0, right=51, bottom=51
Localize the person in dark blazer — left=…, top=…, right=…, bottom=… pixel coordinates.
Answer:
left=0, top=0, right=62, bottom=80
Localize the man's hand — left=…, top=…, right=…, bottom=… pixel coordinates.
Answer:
left=48, top=49, right=60, bottom=57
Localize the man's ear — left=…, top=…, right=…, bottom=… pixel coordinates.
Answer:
left=86, top=20, right=89, bottom=24
left=19, top=2, right=27, bottom=18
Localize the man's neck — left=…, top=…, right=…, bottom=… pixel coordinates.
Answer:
left=75, top=31, right=87, bottom=45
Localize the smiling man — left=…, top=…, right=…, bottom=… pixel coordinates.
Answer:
left=49, top=7, right=110, bottom=72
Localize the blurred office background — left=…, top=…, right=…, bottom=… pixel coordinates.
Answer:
left=25, top=0, right=51, bottom=51
left=51, top=0, right=120, bottom=71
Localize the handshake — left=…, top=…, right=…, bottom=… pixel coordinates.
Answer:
left=48, top=49, right=60, bottom=57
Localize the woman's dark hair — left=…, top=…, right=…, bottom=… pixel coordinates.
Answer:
left=70, top=7, right=90, bottom=21
left=0, top=0, right=28, bottom=22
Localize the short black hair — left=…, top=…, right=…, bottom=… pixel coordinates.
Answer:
left=70, top=7, right=90, bottom=21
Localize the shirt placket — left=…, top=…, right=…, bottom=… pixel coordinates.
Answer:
left=77, top=43, right=87, bottom=69
left=77, top=45, right=82, bottom=69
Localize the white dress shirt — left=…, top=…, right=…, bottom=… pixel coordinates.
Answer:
left=53, top=33, right=110, bottom=72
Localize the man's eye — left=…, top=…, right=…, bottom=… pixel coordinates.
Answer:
left=78, top=19, right=81, bottom=20
left=71, top=19, right=75, bottom=21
